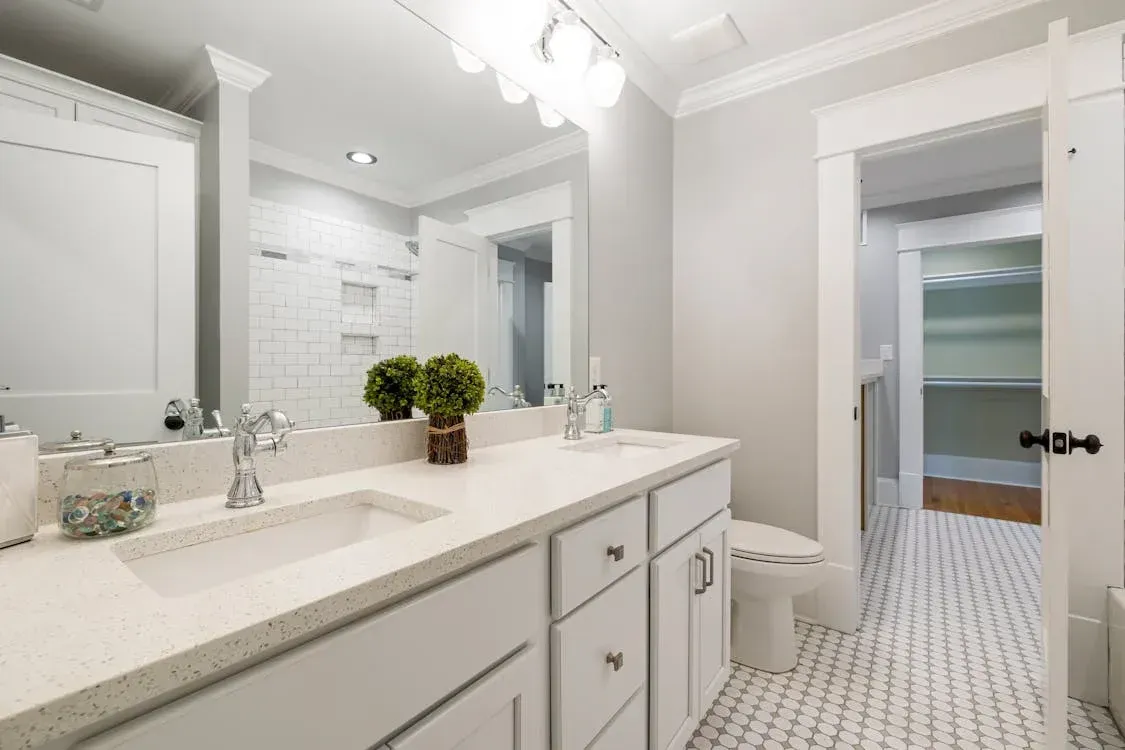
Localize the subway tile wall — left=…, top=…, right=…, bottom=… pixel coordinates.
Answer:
left=248, top=198, right=418, bottom=429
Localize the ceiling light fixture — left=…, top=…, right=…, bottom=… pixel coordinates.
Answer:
left=535, top=98, right=566, bottom=128
left=450, top=41, right=487, bottom=73
left=547, top=11, right=593, bottom=79
left=585, top=48, right=626, bottom=108
left=346, top=151, right=377, bottom=165
left=501, top=0, right=550, bottom=46
left=496, top=72, right=530, bottom=104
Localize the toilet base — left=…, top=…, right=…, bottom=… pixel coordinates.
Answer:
left=732, top=595, right=798, bottom=673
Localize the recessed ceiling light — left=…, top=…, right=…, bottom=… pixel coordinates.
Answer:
left=346, top=151, right=377, bottom=165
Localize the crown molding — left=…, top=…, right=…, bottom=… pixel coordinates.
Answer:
left=248, top=140, right=412, bottom=208
left=407, top=130, right=589, bottom=208
left=676, top=0, right=1049, bottom=118
left=160, top=45, right=272, bottom=114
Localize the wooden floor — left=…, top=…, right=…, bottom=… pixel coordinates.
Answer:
left=923, top=476, right=1041, bottom=525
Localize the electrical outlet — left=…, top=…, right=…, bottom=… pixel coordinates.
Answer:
left=880, top=344, right=894, bottom=362
left=589, top=356, right=602, bottom=390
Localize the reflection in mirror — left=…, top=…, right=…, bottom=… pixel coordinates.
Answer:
left=0, top=0, right=589, bottom=447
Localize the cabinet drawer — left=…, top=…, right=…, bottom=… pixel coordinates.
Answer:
left=78, top=545, right=544, bottom=750
left=649, top=459, right=731, bottom=552
left=589, top=686, right=646, bottom=750
left=551, top=495, right=647, bottom=618
left=551, top=566, right=647, bottom=750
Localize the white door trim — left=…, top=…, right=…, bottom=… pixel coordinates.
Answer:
left=814, top=18, right=1123, bottom=652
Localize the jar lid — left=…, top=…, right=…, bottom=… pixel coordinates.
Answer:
left=64, top=442, right=152, bottom=470
left=42, top=430, right=111, bottom=453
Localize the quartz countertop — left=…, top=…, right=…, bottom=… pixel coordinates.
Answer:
left=0, top=429, right=738, bottom=749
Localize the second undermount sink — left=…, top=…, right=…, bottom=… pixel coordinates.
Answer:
left=562, top=434, right=682, bottom=459
left=115, top=491, right=446, bottom=598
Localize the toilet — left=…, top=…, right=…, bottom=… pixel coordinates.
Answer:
left=729, top=520, right=827, bottom=673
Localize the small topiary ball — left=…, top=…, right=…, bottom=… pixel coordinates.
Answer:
left=415, top=353, right=486, bottom=418
left=363, top=355, right=421, bottom=421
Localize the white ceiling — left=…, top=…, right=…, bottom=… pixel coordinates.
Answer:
left=0, top=0, right=580, bottom=200
left=588, top=0, right=938, bottom=90
left=861, top=119, right=1042, bottom=209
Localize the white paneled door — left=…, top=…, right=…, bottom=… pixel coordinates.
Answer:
left=0, top=109, right=195, bottom=444
left=417, top=216, right=499, bottom=382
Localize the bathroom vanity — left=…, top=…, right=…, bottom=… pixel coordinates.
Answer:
left=0, top=429, right=738, bottom=750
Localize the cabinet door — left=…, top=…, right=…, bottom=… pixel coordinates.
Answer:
left=0, top=76, right=75, bottom=119
left=649, top=531, right=702, bottom=750
left=389, top=646, right=546, bottom=750
left=697, top=510, right=732, bottom=712
left=75, top=102, right=196, bottom=144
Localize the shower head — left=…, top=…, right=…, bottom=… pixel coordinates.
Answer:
left=405, top=240, right=420, bottom=256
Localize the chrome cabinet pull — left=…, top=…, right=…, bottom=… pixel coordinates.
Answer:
left=694, top=552, right=708, bottom=594
left=605, top=651, right=624, bottom=672
left=702, top=547, right=715, bottom=589
left=606, top=544, right=625, bottom=562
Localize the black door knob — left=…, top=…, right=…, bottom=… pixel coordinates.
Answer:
left=1070, top=432, right=1102, bottom=455
left=1019, top=429, right=1049, bottom=451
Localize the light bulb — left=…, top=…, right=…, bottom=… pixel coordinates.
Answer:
left=500, top=0, right=549, bottom=46
left=496, top=72, right=530, bottom=104
left=450, top=41, right=486, bottom=74
left=585, top=53, right=626, bottom=108
left=535, top=98, right=566, bottom=128
left=548, top=12, right=593, bottom=78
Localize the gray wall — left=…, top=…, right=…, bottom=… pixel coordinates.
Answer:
left=524, top=257, right=551, bottom=405
left=249, top=162, right=414, bottom=237
left=862, top=184, right=1042, bottom=480
left=672, top=0, right=1124, bottom=542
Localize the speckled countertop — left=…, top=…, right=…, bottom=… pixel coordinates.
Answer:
left=0, top=429, right=738, bottom=749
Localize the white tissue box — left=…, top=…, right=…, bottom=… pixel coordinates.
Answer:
left=0, top=433, right=38, bottom=549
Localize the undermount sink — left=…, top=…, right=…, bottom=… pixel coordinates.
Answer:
left=562, top=435, right=682, bottom=459
left=115, top=491, right=446, bottom=597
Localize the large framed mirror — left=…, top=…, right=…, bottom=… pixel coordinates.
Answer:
left=0, top=0, right=589, bottom=447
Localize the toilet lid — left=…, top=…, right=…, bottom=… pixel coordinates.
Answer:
left=729, top=521, right=825, bottom=564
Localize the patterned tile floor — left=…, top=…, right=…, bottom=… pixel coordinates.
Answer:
left=687, top=507, right=1125, bottom=749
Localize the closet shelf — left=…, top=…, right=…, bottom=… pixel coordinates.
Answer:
left=922, top=265, right=1042, bottom=291
left=923, top=376, right=1041, bottom=390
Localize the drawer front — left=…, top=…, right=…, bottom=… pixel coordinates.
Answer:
left=589, top=686, right=646, bottom=750
left=551, top=495, right=647, bottom=618
left=78, top=545, right=544, bottom=750
left=649, top=459, right=731, bottom=552
left=551, top=566, right=647, bottom=750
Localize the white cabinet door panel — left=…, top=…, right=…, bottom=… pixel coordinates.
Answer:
left=588, top=686, right=646, bottom=750
left=390, top=646, right=546, bottom=750
left=650, top=531, right=702, bottom=750
left=0, top=76, right=75, bottom=119
left=697, top=511, right=732, bottom=711
left=0, top=110, right=195, bottom=443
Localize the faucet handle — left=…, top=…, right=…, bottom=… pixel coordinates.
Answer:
left=211, top=410, right=232, bottom=437
left=241, top=403, right=253, bottom=416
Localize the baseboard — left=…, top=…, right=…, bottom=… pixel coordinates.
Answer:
left=815, top=562, right=858, bottom=635
left=898, top=472, right=923, bottom=509
left=924, top=454, right=1040, bottom=488
left=1072, top=612, right=1109, bottom=706
left=875, top=477, right=899, bottom=508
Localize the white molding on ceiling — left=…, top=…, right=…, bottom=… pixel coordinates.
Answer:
left=407, top=130, right=589, bottom=208
left=160, top=45, right=272, bottom=114
left=862, top=164, right=1041, bottom=209
left=248, top=140, right=413, bottom=208
left=248, top=131, right=588, bottom=210
left=675, top=0, right=1050, bottom=118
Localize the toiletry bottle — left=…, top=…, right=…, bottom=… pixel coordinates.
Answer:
left=600, top=385, right=614, bottom=432
left=585, top=389, right=605, bottom=433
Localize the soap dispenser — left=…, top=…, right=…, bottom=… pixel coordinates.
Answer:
left=0, top=417, right=37, bottom=549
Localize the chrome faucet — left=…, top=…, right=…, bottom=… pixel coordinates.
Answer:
left=183, top=398, right=231, bottom=440
left=226, top=404, right=294, bottom=509
left=488, top=385, right=531, bottom=409
left=564, top=386, right=609, bottom=440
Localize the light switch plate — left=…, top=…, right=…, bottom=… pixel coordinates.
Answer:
left=589, top=356, right=602, bottom=390
left=880, top=344, right=894, bottom=362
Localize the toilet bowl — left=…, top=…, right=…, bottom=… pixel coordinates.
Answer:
left=730, top=520, right=827, bottom=673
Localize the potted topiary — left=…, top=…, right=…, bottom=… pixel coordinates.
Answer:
left=363, top=355, right=421, bottom=422
left=415, top=353, right=486, bottom=464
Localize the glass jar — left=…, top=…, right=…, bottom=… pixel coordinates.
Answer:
left=58, top=442, right=157, bottom=539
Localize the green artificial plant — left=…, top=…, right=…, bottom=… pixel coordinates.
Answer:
left=415, top=353, right=486, bottom=464
left=363, top=355, right=421, bottom=421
